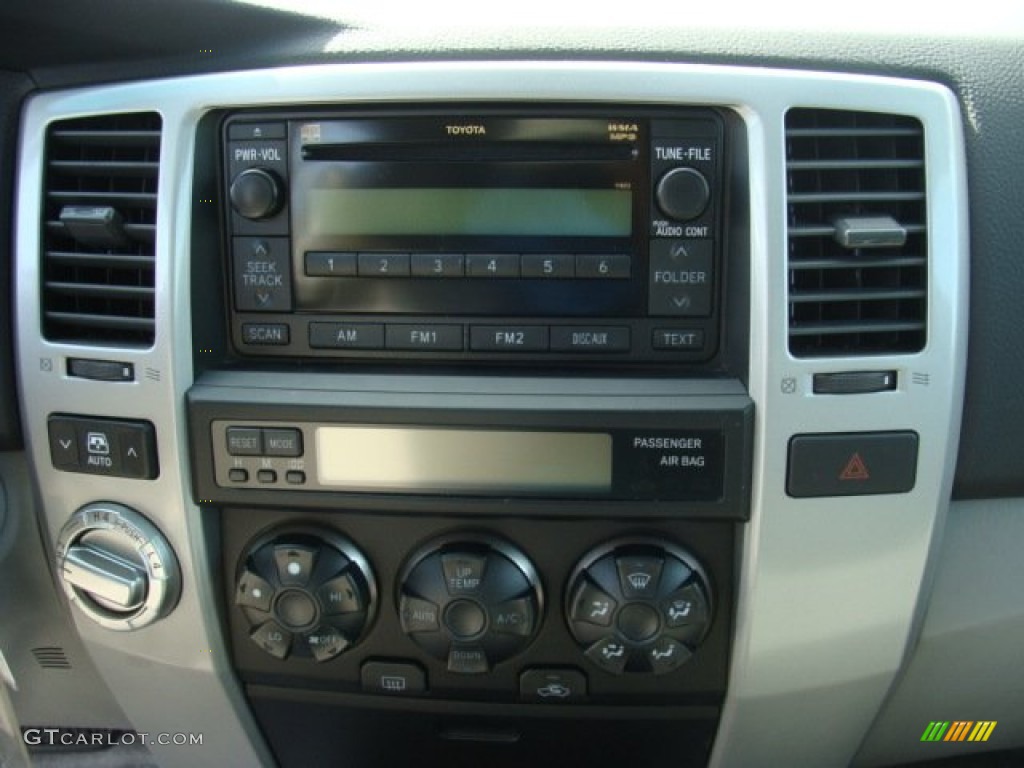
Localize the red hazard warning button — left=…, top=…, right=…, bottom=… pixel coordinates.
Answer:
left=786, top=432, right=918, bottom=498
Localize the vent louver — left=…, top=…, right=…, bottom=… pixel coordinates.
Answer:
left=786, top=109, right=927, bottom=357
left=41, top=113, right=161, bottom=345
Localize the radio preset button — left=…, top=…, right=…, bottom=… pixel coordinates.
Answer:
left=648, top=239, right=712, bottom=317
left=233, top=237, right=292, bottom=312
left=470, top=325, right=549, bottom=352
left=305, top=251, right=357, bottom=277
left=264, top=428, right=303, bottom=457
left=652, top=329, right=705, bottom=351
left=576, top=254, right=631, bottom=279
left=521, top=254, right=574, bottom=278
left=227, top=427, right=262, bottom=456
left=411, top=253, right=465, bottom=277
left=358, top=253, right=411, bottom=277
left=309, top=322, right=385, bottom=349
left=386, top=324, right=464, bottom=351
left=550, top=326, right=630, bottom=353
left=466, top=254, right=520, bottom=278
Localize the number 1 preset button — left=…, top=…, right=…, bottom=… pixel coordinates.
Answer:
left=304, top=251, right=357, bottom=276
left=470, top=325, right=549, bottom=352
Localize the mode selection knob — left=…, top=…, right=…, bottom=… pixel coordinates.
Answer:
left=229, top=168, right=284, bottom=220
left=655, top=167, right=710, bottom=221
left=566, top=538, right=711, bottom=675
left=56, top=502, right=181, bottom=631
left=235, top=529, right=377, bottom=662
left=398, top=537, right=542, bottom=674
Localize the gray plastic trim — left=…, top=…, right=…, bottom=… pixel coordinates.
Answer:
left=14, top=62, right=967, bottom=767
left=854, top=497, right=1024, bottom=766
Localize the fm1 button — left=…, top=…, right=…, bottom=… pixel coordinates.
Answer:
left=361, top=661, right=427, bottom=695
left=520, top=668, right=587, bottom=702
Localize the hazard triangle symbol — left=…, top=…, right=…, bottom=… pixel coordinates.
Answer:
left=839, top=452, right=870, bottom=481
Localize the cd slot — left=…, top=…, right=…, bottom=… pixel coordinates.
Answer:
left=301, top=141, right=636, bottom=163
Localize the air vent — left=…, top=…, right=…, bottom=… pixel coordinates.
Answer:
left=31, top=646, right=71, bottom=670
left=786, top=109, right=926, bottom=357
left=41, top=113, right=161, bottom=345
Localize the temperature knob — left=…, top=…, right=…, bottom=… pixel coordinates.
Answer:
left=229, top=168, right=284, bottom=220
left=655, top=167, right=710, bottom=221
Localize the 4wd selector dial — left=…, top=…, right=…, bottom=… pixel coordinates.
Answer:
left=566, top=539, right=711, bottom=675
left=235, top=528, right=376, bottom=662
left=398, top=537, right=542, bottom=674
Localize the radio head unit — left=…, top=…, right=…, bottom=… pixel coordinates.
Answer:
left=224, top=108, right=726, bottom=363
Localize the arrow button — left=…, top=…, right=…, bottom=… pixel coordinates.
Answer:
left=47, top=418, right=80, bottom=469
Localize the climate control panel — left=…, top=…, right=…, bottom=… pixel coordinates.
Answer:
left=226, top=512, right=730, bottom=706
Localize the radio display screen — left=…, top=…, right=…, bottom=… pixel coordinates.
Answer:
left=305, top=188, right=632, bottom=237
left=316, top=426, right=612, bottom=493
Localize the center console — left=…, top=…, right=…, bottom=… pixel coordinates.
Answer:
left=14, top=61, right=967, bottom=768
left=180, top=102, right=751, bottom=765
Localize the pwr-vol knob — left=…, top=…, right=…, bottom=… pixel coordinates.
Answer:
left=655, top=167, right=710, bottom=221
left=229, top=168, right=284, bottom=220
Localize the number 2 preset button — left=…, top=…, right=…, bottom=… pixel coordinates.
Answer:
left=357, top=253, right=411, bottom=277
left=470, top=325, right=549, bottom=351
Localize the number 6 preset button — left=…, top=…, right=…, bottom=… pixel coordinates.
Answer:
left=470, top=325, right=549, bottom=351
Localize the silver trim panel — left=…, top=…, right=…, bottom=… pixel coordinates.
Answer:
left=14, top=62, right=967, bottom=767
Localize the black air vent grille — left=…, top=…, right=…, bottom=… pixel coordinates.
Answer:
left=42, top=113, right=161, bottom=345
left=31, top=646, right=71, bottom=670
left=786, top=109, right=927, bottom=357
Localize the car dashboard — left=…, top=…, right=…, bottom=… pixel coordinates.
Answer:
left=0, top=4, right=1022, bottom=768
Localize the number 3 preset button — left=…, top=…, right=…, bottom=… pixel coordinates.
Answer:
left=470, top=325, right=549, bottom=351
